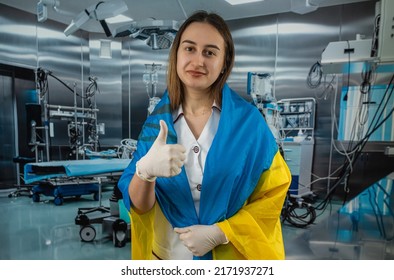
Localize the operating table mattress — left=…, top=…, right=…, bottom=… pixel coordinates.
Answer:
left=24, top=158, right=131, bottom=184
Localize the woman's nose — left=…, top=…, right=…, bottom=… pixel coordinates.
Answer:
left=191, top=52, right=205, bottom=66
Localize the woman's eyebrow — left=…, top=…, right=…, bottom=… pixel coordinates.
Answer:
left=181, top=39, right=221, bottom=51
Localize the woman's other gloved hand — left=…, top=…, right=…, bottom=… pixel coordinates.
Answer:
left=174, top=224, right=228, bottom=257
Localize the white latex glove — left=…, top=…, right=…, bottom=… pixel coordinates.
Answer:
left=137, top=120, right=186, bottom=180
left=174, top=224, right=228, bottom=257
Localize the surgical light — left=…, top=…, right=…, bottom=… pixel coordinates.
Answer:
left=112, top=19, right=179, bottom=50
left=146, top=32, right=175, bottom=50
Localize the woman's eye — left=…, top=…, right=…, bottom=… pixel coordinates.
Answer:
left=204, top=50, right=215, bottom=57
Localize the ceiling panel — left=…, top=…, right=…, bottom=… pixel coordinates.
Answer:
left=0, top=0, right=371, bottom=34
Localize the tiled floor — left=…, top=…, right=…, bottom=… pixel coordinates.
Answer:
left=0, top=185, right=130, bottom=260
left=0, top=176, right=393, bottom=260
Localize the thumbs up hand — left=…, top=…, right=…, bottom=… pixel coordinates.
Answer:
left=136, top=120, right=186, bottom=181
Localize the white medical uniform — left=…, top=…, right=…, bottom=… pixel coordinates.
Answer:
left=152, top=104, right=220, bottom=260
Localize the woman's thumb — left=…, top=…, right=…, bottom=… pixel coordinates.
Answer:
left=156, top=120, right=168, bottom=144
left=174, top=227, right=190, bottom=234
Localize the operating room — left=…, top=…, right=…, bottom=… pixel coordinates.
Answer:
left=0, top=0, right=393, bottom=261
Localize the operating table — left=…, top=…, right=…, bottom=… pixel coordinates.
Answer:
left=24, top=158, right=131, bottom=205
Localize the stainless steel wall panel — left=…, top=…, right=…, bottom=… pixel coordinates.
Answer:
left=121, top=39, right=170, bottom=140
left=0, top=5, right=37, bottom=68
left=0, top=65, right=35, bottom=189
left=0, top=72, right=15, bottom=188
left=89, top=34, right=123, bottom=145
left=275, top=9, right=342, bottom=100
left=227, top=15, right=278, bottom=98
left=37, top=25, right=89, bottom=101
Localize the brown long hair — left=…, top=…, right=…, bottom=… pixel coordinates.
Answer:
left=166, top=10, right=235, bottom=111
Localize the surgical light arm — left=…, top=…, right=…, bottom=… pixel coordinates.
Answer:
left=64, top=0, right=128, bottom=36
left=64, top=9, right=90, bottom=36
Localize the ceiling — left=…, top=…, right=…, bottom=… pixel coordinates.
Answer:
left=0, top=0, right=370, bottom=34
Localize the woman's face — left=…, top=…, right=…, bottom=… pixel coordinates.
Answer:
left=176, top=22, right=225, bottom=95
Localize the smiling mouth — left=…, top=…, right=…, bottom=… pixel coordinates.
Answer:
left=187, top=70, right=206, bottom=77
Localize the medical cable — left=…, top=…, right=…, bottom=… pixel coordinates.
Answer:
left=306, top=61, right=323, bottom=89
left=281, top=194, right=317, bottom=228
left=314, top=74, right=394, bottom=210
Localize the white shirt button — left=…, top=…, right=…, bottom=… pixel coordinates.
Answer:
left=192, top=145, right=200, bottom=153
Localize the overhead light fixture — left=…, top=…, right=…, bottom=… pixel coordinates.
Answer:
left=112, top=19, right=179, bottom=50
left=64, top=0, right=128, bottom=36
left=224, top=0, right=264, bottom=5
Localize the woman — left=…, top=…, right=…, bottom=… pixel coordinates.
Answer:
left=118, top=10, right=291, bottom=260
